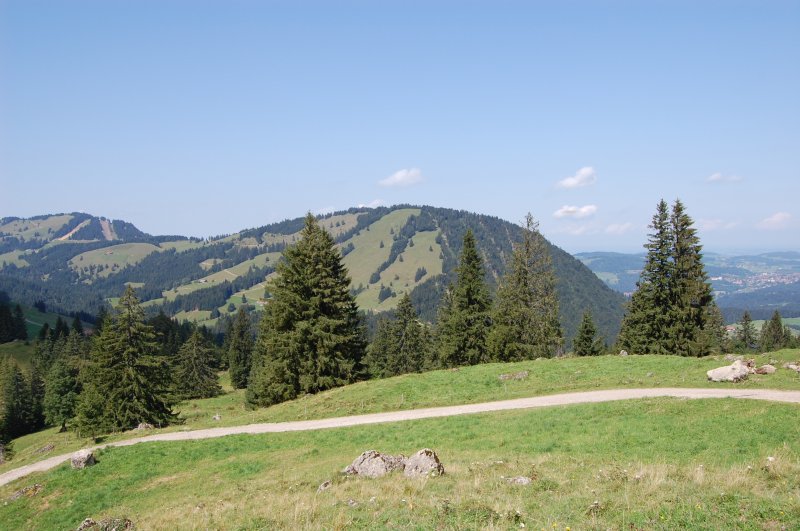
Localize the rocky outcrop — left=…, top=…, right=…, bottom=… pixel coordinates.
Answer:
left=343, top=449, right=444, bottom=478
left=403, top=448, right=444, bottom=478
left=503, top=476, right=533, bottom=486
left=71, top=449, right=96, bottom=469
left=498, top=371, right=529, bottom=381
left=707, top=360, right=749, bottom=382
left=76, top=517, right=134, bottom=530
left=755, top=364, right=776, bottom=375
left=343, top=450, right=406, bottom=478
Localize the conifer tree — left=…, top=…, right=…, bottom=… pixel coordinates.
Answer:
left=736, top=310, right=758, bottom=351
left=247, top=214, right=366, bottom=407
left=228, top=308, right=254, bottom=389
left=12, top=305, right=27, bottom=341
left=436, top=230, right=492, bottom=367
left=78, top=286, right=177, bottom=431
left=43, top=356, right=79, bottom=431
left=365, top=293, right=430, bottom=378
left=574, top=310, right=603, bottom=356
left=488, top=214, right=562, bottom=360
left=175, top=329, right=221, bottom=399
left=759, top=310, right=786, bottom=352
left=0, top=358, right=36, bottom=440
left=619, top=199, right=716, bottom=356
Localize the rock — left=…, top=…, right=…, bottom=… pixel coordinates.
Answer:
left=134, top=423, right=154, bottom=431
left=343, top=450, right=406, bottom=478
left=503, top=476, right=532, bottom=486
left=34, top=444, right=55, bottom=455
left=706, top=360, right=749, bottom=382
left=755, top=364, right=776, bottom=375
left=317, top=480, right=332, bottom=492
left=347, top=498, right=359, bottom=508
left=403, top=448, right=444, bottom=478
left=76, top=517, right=134, bottom=530
left=212, top=414, right=221, bottom=421
left=619, top=350, right=628, bottom=356
left=8, top=483, right=43, bottom=501
left=498, top=371, right=529, bottom=381
left=71, top=449, right=96, bottom=469
left=784, top=363, right=800, bottom=372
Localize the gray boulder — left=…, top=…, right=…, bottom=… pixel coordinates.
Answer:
left=503, top=476, right=532, bottom=485
left=619, top=350, right=628, bottom=356
left=71, top=449, right=96, bottom=469
left=403, top=448, right=444, bottom=478
left=755, top=364, right=776, bottom=375
left=707, top=360, right=749, bottom=382
left=343, top=450, right=406, bottom=478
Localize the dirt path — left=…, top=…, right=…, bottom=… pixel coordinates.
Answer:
left=2, top=387, right=799, bottom=487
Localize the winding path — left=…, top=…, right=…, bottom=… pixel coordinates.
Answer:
left=2, top=387, right=799, bottom=487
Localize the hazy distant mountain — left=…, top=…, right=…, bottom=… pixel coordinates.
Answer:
left=0, top=206, right=625, bottom=343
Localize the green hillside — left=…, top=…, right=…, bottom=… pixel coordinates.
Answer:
left=0, top=206, right=625, bottom=342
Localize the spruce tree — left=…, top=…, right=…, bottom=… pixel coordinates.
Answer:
left=488, top=214, right=562, bottom=361
left=760, top=310, right=786, bottom=352
left=79, top=286, right=177, bottom=431
left=619, top=199, right=716, bottom=356
left=247, top=214, right=366, bottom=407
left=619, top=200, right=673, bottom=354
left=365, top=293, right=430, bottom=378
left=736, top=310, right=758, bottom=351
left=175, top=329, right=221, bottom=399
left=436, top=230, right=492, bottom=367
left=574, top=310, right=603, bottom=356
left=228, top=308, right=254, bottom=389
left=12, top=305, right=27, bottom=341
left=43, top=356, right=79, bottom=431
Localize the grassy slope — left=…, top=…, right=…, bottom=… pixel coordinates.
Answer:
left=69, top=243, right=161, bottom=278
left=161, top=252, right=281, bottom=301
left=1, top=399, right=798, bottom=529
left=0, top=250, right=29, bottom=268
left=3, top=349, right=798, bottom=477
left=0, top=341, right=35, bottom=369
left=0, top=214, right=73, bottom=242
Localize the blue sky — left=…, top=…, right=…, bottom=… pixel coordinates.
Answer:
left=1, top=0, right=798, bottom=253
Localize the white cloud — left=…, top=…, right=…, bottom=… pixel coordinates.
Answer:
left=707, top=172, right=742, bottom=183
left=553, top=204, right=598, bottom=219
left=697, top=218, right=739, bottom=231
left=557, top=166, right=596, bottom=189
left=357, top=199, right=384, bottom=208
left=757, top=212, right=792, bottom=230
left=605, top=222, right=634, bottom=235
left=379, top=168, right=423, bottom=187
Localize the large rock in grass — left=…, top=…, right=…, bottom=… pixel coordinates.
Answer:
left=77, top=517, right=134, bottom=530
left=71, top=449, right=96, bottom=469
left=403, top=448, right=444, bottom=478
left=343, top=450, right=406, bottom=478
left=755, top=364, right=776, bottom=375
left=707, top=360, right=749, bottom=382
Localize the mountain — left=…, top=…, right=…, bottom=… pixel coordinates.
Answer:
left=576, top=251, right=800, bottom=321
left=0, top=207, right=625, bottom=343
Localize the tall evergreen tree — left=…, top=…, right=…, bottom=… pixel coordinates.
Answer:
left=488, top=214, right=562, bottom=361
left=619, top=199, right=716, bottom=356
left=619, top=200, right=673, bottom=355
left=760, top=310, right=786, bottom=352
left=436, top=230, right=492, bottom=367
left=71, top=315, right=84, bottom=336
left=12, top=305, right=27, bottom=341
left=365, top=293, right=430, bottom=378
left=174, top=329, right=221, bottom=399
left=43, top=356, right=79, bottom=432
left=228, top=308, right=254, bottom=389
left=247, top=214, right=366, bottom=408
left=77, top=286, right=177, bottom=431
left=736, top=310, right=758, bottom=351
left=573, top=310, right=603, bottom=356
left=0, top=358, right=36, bottom=441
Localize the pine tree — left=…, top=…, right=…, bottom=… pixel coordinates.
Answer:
left=760, top=310, right=786, bottom=352
left=228, top=308, right=253, bottom=389
left=0, top=358, right=36, bottom=440
left=12, top=305, right=27, bottom=341
left=619, top=199, right=715, bottom=356
left=43, top=356, right=79, bottom=431
left=247, top=214, right=366, bottom=407
left=619, top=200, right=673, bottom=354
left=78, top=286, right=177, bottom=431
left=736, top=310, right=758, bottom=351
left=488, top=214, right=562, bottom=361
left=71, top=315, right=84, bottom=336
left=365, top=294, right=430, bottom=378
left=175, top=329, right=221, bottom=399
left=574, top=310, right=603, bottom=356
left=436, top=230, right=492, bottom=367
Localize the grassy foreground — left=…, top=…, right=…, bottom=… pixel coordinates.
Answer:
left=2, top=350, right=799, bottom=476
left=1, top=398, right=798, bottom=529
